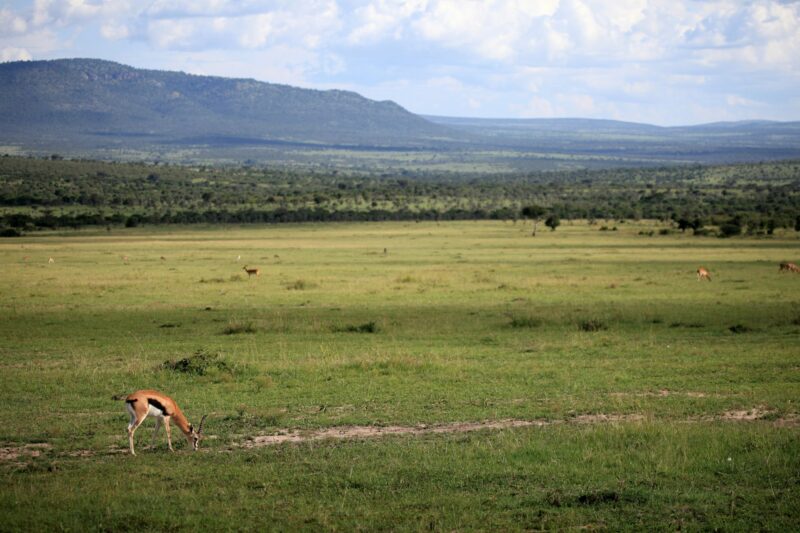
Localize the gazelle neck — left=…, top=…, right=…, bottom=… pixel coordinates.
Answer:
left=171, top=409, right=192, bottom=435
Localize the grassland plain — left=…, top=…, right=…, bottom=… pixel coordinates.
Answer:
left=0, top=220, right=799, bottom=531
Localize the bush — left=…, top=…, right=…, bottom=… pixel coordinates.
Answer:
left=719, top=223, right=742, bottom=238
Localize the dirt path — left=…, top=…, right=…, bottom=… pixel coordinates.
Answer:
left=240, top=414, right=645, bottom=448
left=2, top=409, right=797, bottom=465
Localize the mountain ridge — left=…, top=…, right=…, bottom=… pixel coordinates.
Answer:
left=0, top=58, right=457, bottom=148
left=2, top=58, right=800, bottom=168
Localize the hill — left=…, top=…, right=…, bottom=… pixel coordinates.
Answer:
left=425, top=116, right=800, bottom=164
left=1, top=58, right=800, bottom=169
left=0, top=58, right=459, bottom=151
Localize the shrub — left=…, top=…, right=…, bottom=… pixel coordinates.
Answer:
left=161, top=350, right=232, bottom=375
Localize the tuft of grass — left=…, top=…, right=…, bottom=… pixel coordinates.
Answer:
left=578, top=319, right=607, bottom=332
left=253, top=375, right=274, bottom=390
left=729, top=324, right=752, bottom=334
left=286, top=279, right=317, bottom=290
left=332, top=321, right=380, bottom=333
left=222, top=320, right=257, bottom=335
left=199, top=277, right=226, bottom=283
left=508, top=315, right=542, bottom=329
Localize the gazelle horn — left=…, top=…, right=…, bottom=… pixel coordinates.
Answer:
left=197, top=414, right=208, bottom=435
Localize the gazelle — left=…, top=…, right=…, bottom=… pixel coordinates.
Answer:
left=779, top=262, right=800, bottom=273
left=697, top=267, right=711, bottom=281
left=243, top=265, right=260, bottom=277
left=48, top=257, right=54, bottom=264
left=116, top=390, right=207, bottom=455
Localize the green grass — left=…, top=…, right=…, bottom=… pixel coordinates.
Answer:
left=1, top=220, right=799, bottom=530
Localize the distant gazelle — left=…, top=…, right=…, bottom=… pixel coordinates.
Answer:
left=779, top=262, right=800, bottom=273
left=48, top=257, right=54, bottom=264
left=243, top=266, right=260, bottom=278
left=116, top=390, right=207, bottom=456
left=697, top=267, right=711, bottom=281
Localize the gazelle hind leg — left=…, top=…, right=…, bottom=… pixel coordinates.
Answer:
left=127, top=415, right=147, bottom=456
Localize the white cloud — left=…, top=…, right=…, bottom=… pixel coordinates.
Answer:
left=0, top=7, right=28, bottom=33
left=347, top=0, right=427, bottom=44
left=1, top=47, right=32, bottom=62
left=0, top=0, right=797, bottom=123
left=725, top=94, right=762, bottom=107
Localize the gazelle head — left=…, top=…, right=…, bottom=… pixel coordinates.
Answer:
left=188, top=414, right=208, bottom=451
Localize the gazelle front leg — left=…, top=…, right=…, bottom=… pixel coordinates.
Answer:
left=164, top=416, right=174, bottom=452
left=151, top=417, right=162, bottom=449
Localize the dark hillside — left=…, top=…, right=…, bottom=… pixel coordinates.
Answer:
left=0, top=58, right=458, bottom=149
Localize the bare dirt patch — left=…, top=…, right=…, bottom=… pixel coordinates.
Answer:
left=609, top=390, right=718, bottom=399
left=719, top=407, right=774, bottom=421
left=0, top=443, right=51, bottom=462
left=3, top=409, right=797, bottom=464
left=241, top=415, right=646, bottom=449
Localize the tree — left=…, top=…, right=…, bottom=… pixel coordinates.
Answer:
left=677, top=217, right=692, bottom=232
left=521, top=205, right=546, bottom=236
left=719, top=222, right=741, bottom=238
left=545, top=214, right=560, bottom=231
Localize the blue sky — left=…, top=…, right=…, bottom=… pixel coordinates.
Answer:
left=1, top=0, right=799, bottom=125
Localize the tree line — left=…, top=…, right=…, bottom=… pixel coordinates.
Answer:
left=1, top=155, right=799, bottom=236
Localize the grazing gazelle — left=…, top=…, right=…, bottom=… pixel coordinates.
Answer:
left=779, top=262, right=800, bottom=273
left=116, top=390, right=207, bottom=455
left=243, top=265, right=260, bottom=278
left=697, top=267, right=711, bottom=281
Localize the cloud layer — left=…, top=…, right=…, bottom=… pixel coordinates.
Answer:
left=2, top=0, right=799, bottom=124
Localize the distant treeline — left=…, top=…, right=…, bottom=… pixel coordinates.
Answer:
left=2, top=206, right=517, bottom=229
left=1, top=155, right=799, bottom=235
